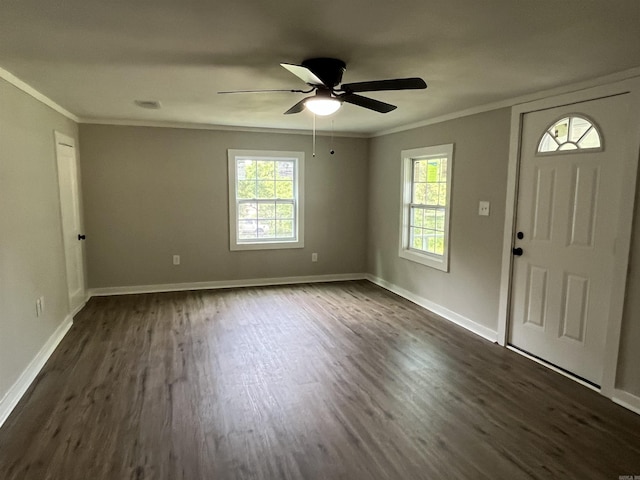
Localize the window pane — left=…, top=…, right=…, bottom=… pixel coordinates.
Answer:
left=425, top=231, right=436, bottom=253
left=237, top=180, right=256, bottom=199
left=433, top=233, right=445, bottom=255
left=276, top=203, right=293, bottom=219
left=413, top=182, right=426, bottom=204
left=276, top=180, right=294, bottom=199
left=237, top=160, right=255, bottom=180
left=570, top=117, right=592, bottom=142
left=439, top=159, right=448, bottom=183
left=424, top=209, right=436, bottom=229
left=411, top=207, right=424, bottom=227
left=435, top=209, right=445, bottom=231
left=238, top=203, right=257, bottom=220
left=276, top=219, right=294, bottom=238
left=256, top=161, right=275, bottom=180
left=238, top=220, right=258, bottom=239
left=276, top=161, right=294, bottom=180
left=438, top=183, right=447, bottom=206
left=258, top=220, right=274, bottom=237
left=426, top=184, right=439, bottom=204
left=437, top=234, right=445, bottom=255
left=256, top=181, right=275, bottom=198
left=578, top=128, right=601, bottom=149
left=410, top=227, right=423, bottom=250
left=558, top=143, right=578, bottom=151
left=414, top=160, right=427, bottom=182
left=552, top=118, right=569, bottom=143
left=258, top=202, right=276, bottom=219
left=427, top=159, right=440, bottom=182
left=538, top=133, right=558, bottom=152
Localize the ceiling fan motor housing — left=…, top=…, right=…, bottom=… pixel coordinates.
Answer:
left=301, top=58, right=346, bottom=88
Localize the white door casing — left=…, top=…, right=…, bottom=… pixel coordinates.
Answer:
left=508, top=94, right=632, bottom=387
left=55, top=132, right=86, bottom=314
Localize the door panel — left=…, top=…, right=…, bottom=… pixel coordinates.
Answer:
left=509, top=95, right=631, bottom=386
left=55, top=133, right=85, bottom=313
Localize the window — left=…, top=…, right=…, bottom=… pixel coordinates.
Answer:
left=228, top=149, right=304, bottom=251
left=399, top=144, right=453, bottom=271
left=537, top=115, right=602, bottom=153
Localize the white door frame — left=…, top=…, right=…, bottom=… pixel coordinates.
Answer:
left=54, top=130, right=87, bottom=315
left=497, top=77, right=640, bottom=399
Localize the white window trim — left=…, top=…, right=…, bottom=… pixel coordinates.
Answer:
left=228, top=149, right=305, bottom=251
left=398, top=144, right=454, bottom=272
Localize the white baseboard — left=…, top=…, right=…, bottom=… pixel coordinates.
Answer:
left=612, top=389, right=640, bottom=416
left=0, top=315, right=73, bottom=429
left=88, top=273, right=367, bottom=297
left=365, top=274, right=498, bottom=343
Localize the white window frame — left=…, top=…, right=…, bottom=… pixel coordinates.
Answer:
left=398, top=144, right=454, bottom=272
left=228, top=149, right=305, bottom=251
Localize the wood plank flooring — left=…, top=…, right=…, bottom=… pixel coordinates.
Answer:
left=0, top=281, right=639, bottom=479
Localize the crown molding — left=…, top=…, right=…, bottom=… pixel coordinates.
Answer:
left=371, top=66, right=640, bottom=138
left=78, top=117, right=369, bottom=138
left=0, top=67, right=80, bottom=122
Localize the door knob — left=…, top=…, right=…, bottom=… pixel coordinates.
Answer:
left=512, top=247, right=523, bottom=256
left=78, top=234, right=86, bottom=240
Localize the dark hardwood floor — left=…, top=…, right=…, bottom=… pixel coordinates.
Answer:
left=1, top=280, right=639, bottom=479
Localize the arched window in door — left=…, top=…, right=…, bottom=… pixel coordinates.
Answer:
left=537, top=115, right=602, bottom=154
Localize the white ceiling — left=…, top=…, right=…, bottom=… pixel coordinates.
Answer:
left=1, top=0, right=639, bottom=134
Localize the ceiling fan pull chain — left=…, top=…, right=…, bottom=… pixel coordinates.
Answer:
left=312, top=114, right=316, bottom=157
left=330, top=120, right=335, bottom=155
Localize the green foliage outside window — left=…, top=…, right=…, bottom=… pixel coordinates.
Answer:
left=236, top=159, right=296, bottom=240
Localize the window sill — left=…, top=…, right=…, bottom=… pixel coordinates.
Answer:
left=230, top=239, right=305, bottom=251
left=398, top=248, right=449, bottom=272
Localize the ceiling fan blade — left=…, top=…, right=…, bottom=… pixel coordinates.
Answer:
left=218, top=88, right=312, bottom=94
left=284, top=97, right=309, bottom=115
left=341, top=77, right=427, bottom=93
left=340, top=93, right=397, bottom=113
left=281, top=63, right=326, bottom=87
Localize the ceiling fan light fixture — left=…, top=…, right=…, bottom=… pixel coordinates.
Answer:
left=305, top=97, right=341, bottom=116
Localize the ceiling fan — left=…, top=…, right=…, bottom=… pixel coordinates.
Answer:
left=218, top=58, right=427, bottom=116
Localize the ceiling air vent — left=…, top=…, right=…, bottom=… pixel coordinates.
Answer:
left=134, top=100, right=161, bottom=109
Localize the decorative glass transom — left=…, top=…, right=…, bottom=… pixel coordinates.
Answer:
left=537, top=115, right=602, bottom=153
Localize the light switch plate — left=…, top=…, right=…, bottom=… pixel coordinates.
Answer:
left=479, top=201, right=490, bottom=216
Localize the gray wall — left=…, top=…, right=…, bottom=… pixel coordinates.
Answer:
left=0, top=78, right=79, bottom=402
left=78, top=125, right=369, bottom=288
left=367, top=108, right=512, bottom=333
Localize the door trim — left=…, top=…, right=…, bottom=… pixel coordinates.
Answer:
left=497, top=77, right=640, bottom=398
left=54, top=130, right=87, bottom=313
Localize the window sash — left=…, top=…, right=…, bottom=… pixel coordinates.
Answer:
left=408, top=204, right=446, bottom=255
left=236, top=199, right=296, bottom=242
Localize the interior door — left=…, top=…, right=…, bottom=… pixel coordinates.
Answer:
left=509, top=94, right=631, bottom=386
left=55, top=132, right=86, bottom=314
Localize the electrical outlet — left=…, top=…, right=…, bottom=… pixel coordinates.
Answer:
left=478, top=201, right=490, bottom=216
left=312, top=253, right=318, bottom=262
left=173, top=255, right=180, bottom=265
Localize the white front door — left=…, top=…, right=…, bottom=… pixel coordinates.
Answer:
left=509, top=94, right=632, bottom=386
left=55, top=132, right=86, bottom=314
